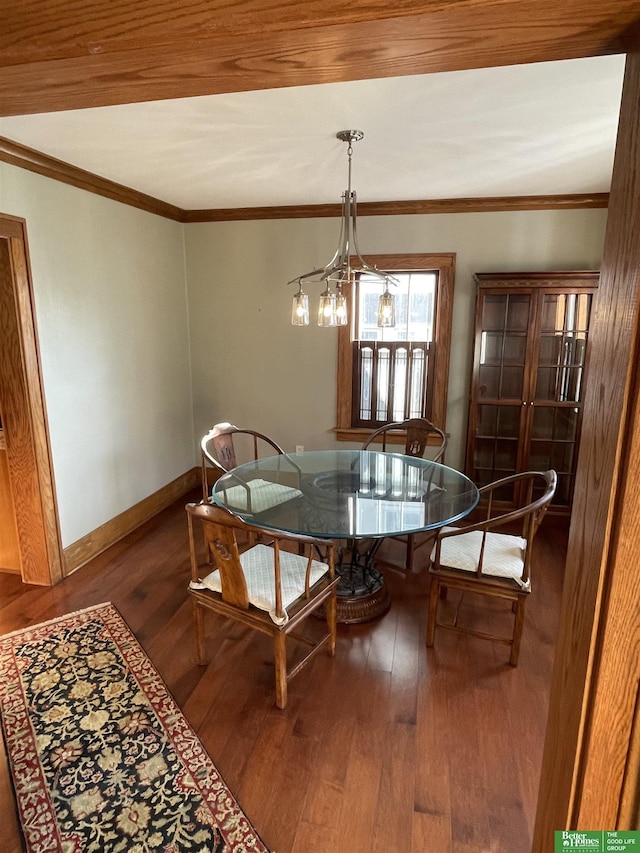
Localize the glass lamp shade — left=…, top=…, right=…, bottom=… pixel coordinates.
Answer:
left=291, top=290, right=310, bottom=325
left=318, top=289, right=338, bottom=326
left=335, top=291, right=348, bottom=326
left=377, top=289, right=396, bottom=327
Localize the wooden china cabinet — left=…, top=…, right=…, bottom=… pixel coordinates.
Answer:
left=465, top=271, right=599, bottom=512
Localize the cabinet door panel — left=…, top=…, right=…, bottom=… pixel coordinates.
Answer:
left=536, top=342, right=587, bottom=401
left=480, top=330, right=504, bottom=362
left=506, top=295, right=531, bottom=329
left=530, top=406, right=579, bottom=442
left=529, top=408, right=579, bottom=462
left=537, top=364, right=586, bottom=403
left=478, top=363, right=500, bottom=398
left=496, top=405, right=521, bottom=437
left=496, top=439, right=519, bottom=470
left=478, top=294, right=531, bottom=395
left=476, top=403, right=522, bottom=439
left=483, top=332, right=528, bottom=364
left=479, top=362, right=527, bottom=399
left=529, top=438, right=576, bottom=472
left=481, top=293, right=530, bottom=330
left=535, top=292, right=592, bottom=403
left=501, top=365, right=527, bottom=399
left=540, top=292, right=591, bottom=333
left=538, top=334, right=587, bottom=368
left=472, top=436, right=519, bottom=474
left=529, top=407, right=579, bottom=506
left=471, top=403, right=523, bottom=487
left=554, top=473, right=573, bottom=506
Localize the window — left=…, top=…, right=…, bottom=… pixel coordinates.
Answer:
left=336, top=254, right=455, bottom=442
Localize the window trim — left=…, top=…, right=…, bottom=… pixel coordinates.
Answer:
left=335, top=253, right=456, bottom=443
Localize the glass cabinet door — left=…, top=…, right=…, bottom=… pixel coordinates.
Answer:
left=470, top=403, right=524, bottom=500
left=528, top=406, right=580, bottom=505
left=470, top=291, right=534, bottom=498
left=528, top=291, right=593, bottom=505
left=478, top=293, right=531, bottom=401
left=535, top=293, right=591, bottom=404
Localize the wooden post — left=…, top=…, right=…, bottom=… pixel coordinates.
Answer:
left=533, top=47, right=640, bottom=847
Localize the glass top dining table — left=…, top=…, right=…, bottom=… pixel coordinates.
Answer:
left=212, top=449, right=478, bottom=536
left=212, top=449, right=479, bottom=622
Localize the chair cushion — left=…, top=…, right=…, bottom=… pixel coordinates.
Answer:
left=215, top=479, right=302, bottom=513
left=191, top=544, right=329, bottom=624
left=431, top=527, right=530, bottom=589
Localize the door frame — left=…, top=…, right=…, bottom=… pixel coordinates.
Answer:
left=0, top=213, right=63, bottom=585
left=533, top=49, right=640, bottom=844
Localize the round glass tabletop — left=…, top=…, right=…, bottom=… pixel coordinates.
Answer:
left=212, top=449, right=479, bottom=539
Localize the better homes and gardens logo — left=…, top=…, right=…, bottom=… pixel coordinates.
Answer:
left=557, top=833, right=601, bottom=849
left=555, top=831, right=640, bottom=852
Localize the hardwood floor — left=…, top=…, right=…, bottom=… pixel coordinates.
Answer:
left=0, top=491, right=568, bottom=853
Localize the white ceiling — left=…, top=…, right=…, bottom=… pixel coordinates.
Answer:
left=0, top=54, right=626, bottom=211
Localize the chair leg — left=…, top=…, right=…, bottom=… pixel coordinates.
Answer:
left=274, top=631, right=288, bottom=709
left=193, top=600, right=207, bottom=666
left=426, top=577, right=440, bottom=647
left=327, top=591, right=337, bottom=657
left=510, top=596, right=528, bottom=666
left=406, top=534, right=414, bottom=572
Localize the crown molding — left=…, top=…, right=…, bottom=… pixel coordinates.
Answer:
left=0, top=135, right=609, bottom=221
left=183, top=194, right=609, bottom=221
left=0, top=137, right=184, bottom=221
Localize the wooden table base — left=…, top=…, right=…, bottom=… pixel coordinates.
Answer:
left=335, top=579, right=391, bottom=623
left=334, top=561, right=391, bottom=623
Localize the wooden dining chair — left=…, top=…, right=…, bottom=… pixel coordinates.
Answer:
left=362, top=417, right=448, bottom=571
left=186, top=501, right=339, bottom=709
left=426, top=469, right=557, bottom=666
left=362, top=417, right=448, bottom=460
left=200, top=422, right=285, bottom=500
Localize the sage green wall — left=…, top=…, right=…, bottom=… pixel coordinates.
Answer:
left=0, top=156, right=609, bottom=552
left=0, top=162, right=194, bottom=547
left=185, top=209, right=607, bottom=470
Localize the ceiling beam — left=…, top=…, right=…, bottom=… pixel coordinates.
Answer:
left=1, top=0, right=639, bottom=116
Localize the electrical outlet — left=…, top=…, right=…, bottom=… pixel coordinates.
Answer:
left=295, top=445, right=304, bottom=454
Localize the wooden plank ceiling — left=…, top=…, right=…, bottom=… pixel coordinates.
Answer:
left=2, top=0, right=640, bottom=117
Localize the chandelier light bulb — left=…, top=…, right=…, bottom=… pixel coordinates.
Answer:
left=318, top=289, right=337, bottom=326
left=291, top=287, right=309, bottom=326
left=377, top=286, right=396, bottom=328
left=335, top=291, right=348, bottom=326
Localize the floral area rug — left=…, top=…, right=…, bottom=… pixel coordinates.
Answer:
left=0, top=602, right=270, bottom=853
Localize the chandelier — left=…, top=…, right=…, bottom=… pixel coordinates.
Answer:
left=289, top=130, right=397, bottom=328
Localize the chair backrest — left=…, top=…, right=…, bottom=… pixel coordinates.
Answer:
left=439, top=469, right=557, bottom=585
left=478, top=469, right=557, bottom=540
left=186, top=501, right=331, bottom=620
left=201, top=422, right=285, bottom=499
left=362, top=417, right=447, bottom=461
left=187, top=501, right=251, bottom=608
